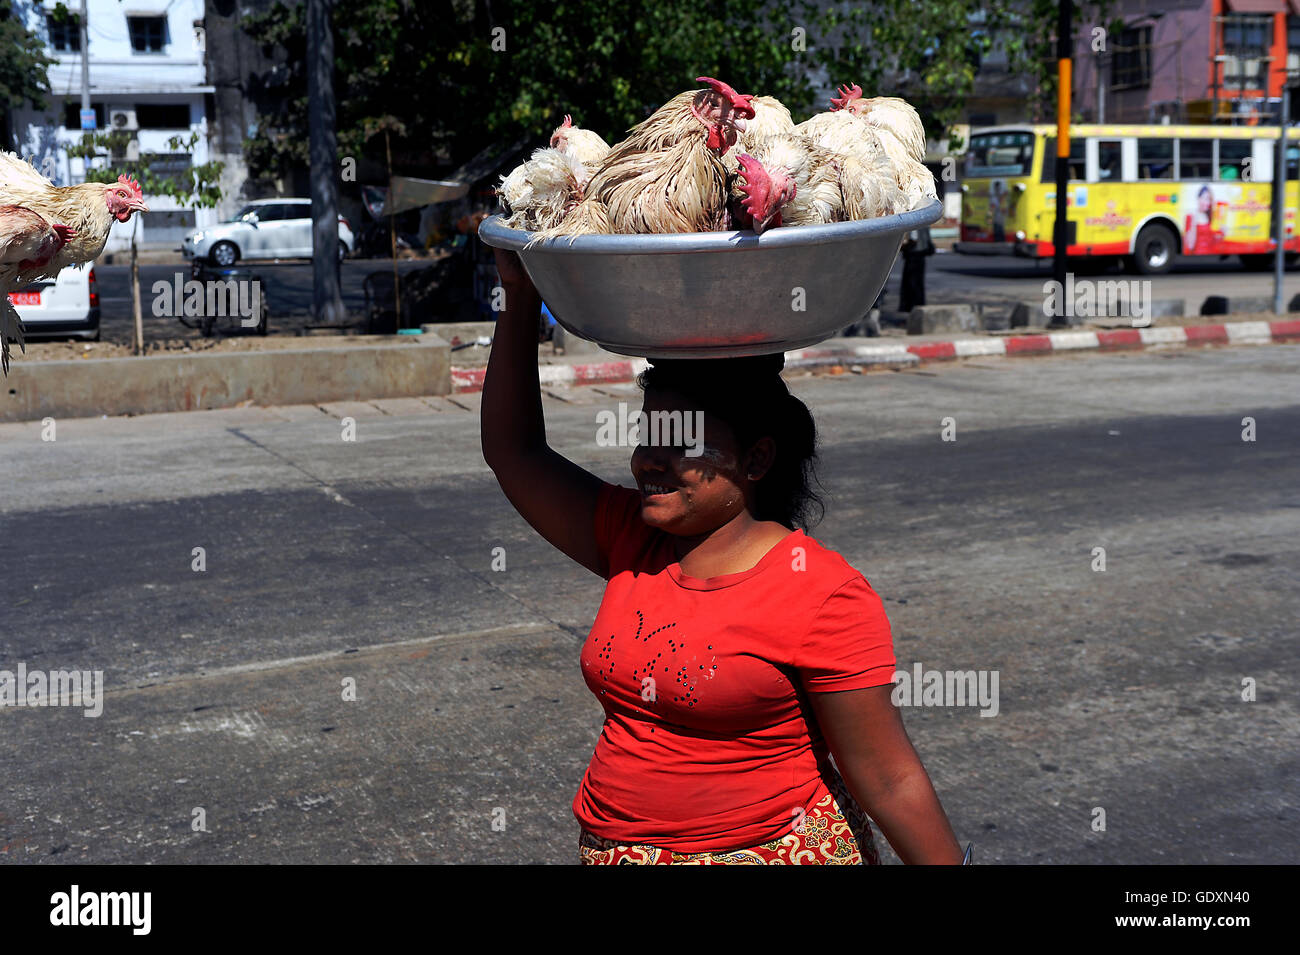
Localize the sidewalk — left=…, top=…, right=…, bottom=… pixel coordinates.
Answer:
left=449, top=313, right=1300, bottom=393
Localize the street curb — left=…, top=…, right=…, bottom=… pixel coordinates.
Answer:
left=450, top=319, right=1300, bottom=392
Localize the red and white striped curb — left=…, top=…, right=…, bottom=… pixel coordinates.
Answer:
left=452, top=357, right=650, bottom=393
left=451, top=320, right=1300, bottom=393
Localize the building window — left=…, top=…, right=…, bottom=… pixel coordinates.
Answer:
left=128, top=16, right=167, bottom=53
left=47, top=14, right=81, bottom=52
left=136, top=104, right=191, bottom=129
left=1111, top=26, right=1152, bottom=90
left=1221, top=15, right=1271, bottom=83
left=1289, top=16, right=1300, bottom=74
left=146, top=153, right=192, bottom=180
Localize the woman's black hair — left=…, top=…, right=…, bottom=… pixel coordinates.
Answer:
left=636, top=354, right=825, bottom=532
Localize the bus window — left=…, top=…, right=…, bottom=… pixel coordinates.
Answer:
left=1138, top=139, right=1174, bottom=179
left=1217, top=140, right=1251, bottom=179
left=1097, top=140, right=1123, bottom=180
left=1179, top=139, right=1213, bottom=179
left=966, top=131, right=1035, bottom=177
left=1041, top=138, right=1086, bottom=181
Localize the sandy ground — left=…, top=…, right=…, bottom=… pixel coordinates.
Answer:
left=14, top=334, right=426, bottom=362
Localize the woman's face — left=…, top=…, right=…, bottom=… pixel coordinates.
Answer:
left=629, top=387, right=752, bottom=535
left=1198, top=190, right=1212, bottom=213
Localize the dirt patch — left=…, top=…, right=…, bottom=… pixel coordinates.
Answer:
left=15, top=334, right=425, bottom=362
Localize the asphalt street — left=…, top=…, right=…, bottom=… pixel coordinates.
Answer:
left=73, top=251, right=1300, bottom=347
left=0, top=346, right=1296, bottom=863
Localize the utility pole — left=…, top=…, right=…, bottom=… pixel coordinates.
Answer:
left=1050, top=0, right=1074, bottom=328
left=307, top=0, right=345, bottom=324
left=1274, top=78, right=1291, bottom=315
left=1095, top=45, right=1104, bottom=123
left=78, top=0, right=89, bottom=116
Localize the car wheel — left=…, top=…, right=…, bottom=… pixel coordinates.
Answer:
left=1131, top=224, right=1178, bottom=275
left=338, top=241, right=348, bottom=264
left=210, top=241, right=239, bottom=267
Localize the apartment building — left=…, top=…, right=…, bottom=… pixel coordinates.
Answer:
left=10, top=0, right=217, bottom=251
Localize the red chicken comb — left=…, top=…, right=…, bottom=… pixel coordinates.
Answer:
left=561, top=114, right=573, bottom=128
left=695, top=76, right=756, bottom=118
left=736, top=154, right=777, bottom=222
left=829, top=83, right=864, bottom=111
left=117, top=174, right=143, bottom=199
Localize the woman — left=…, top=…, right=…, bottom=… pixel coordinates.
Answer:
left=1184, top=185, right=1217, bottom=255
left=482, top=248, right=965, bottom=865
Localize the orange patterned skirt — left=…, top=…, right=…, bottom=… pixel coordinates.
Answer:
left=578, top=772, right=882, bottom=865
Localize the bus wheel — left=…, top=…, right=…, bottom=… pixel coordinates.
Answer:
left=1131, top=224, right=1178, bottom=275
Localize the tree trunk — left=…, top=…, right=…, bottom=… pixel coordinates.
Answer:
left=307, top=0, right=345, bottom=324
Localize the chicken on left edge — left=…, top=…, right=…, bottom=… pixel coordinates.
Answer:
left=0, top=150, right=149, bottom=375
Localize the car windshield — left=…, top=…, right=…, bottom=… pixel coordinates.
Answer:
left=228, top=205, right=261, bottom=223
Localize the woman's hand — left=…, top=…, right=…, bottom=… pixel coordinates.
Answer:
left=494, top=248, right=535, bottom=294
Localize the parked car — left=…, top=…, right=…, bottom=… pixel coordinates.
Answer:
left=182, top=198, right=354, bottom=266
left=6, top=262, right=99, bottom=341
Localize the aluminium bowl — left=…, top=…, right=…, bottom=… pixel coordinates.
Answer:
left=477, top=199, right=943, bottom=359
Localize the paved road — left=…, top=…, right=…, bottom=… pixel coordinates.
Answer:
left=890, top=250, right=1300, bottom=316
left=1, top=346, right=1297, bottom=863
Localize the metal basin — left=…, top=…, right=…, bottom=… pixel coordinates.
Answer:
left=477, top=200, right=943, bottom=358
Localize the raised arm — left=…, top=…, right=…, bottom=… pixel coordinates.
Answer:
left=480, top=247, right=606, bottom=576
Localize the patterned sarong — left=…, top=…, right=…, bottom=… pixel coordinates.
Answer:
left=579, top=772, right=882, bottom=865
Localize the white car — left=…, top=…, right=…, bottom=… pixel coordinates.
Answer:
left=7, top=262, right=99, bottom=341
left=182, top=198, right=354, bottom=266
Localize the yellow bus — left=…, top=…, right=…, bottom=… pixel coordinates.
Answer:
left=954, top=124, right=1300, bottom=274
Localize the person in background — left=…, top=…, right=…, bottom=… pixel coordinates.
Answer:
left=899, top=225, right=934, bottom=314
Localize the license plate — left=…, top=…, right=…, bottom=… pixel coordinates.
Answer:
left=8, top=292, right=40, bottom=306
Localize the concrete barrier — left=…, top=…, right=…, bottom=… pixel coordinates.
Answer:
left=0, top=336, right=451, bottom=423
left=1203, top=295, right=1273, bottom=315
left=907, top=304, right=980, bottom=335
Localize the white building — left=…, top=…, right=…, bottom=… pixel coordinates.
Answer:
left=11, top=0, right=218, bottom=252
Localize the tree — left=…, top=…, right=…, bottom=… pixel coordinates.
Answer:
left=0, top=1, right=56, bottom=146
left=236, top=0, right=1121, bottom=184
left=66, top=130, right=224, bottom=353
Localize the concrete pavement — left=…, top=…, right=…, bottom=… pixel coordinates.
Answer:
left=1, top=346, right=1297, bottom=863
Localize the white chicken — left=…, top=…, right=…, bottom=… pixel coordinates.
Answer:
left=497, top=115, right=611, bottom=233
left=0, top=152, right=148, bottom=375
left=795, top=84, right=936, bottom=213
left=731, top=133, right=904, bottom=233
left=549, top=114, right=611, bottom=170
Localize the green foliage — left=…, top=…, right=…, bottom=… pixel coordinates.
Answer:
left=66, top=130, right=225, bottom=208
left=0, top=1, right=57, bottom=120
left=238, top=0, right=1117, bottom=181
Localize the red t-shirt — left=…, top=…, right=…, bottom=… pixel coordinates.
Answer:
left=573, top=481, right=897, bottom=852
